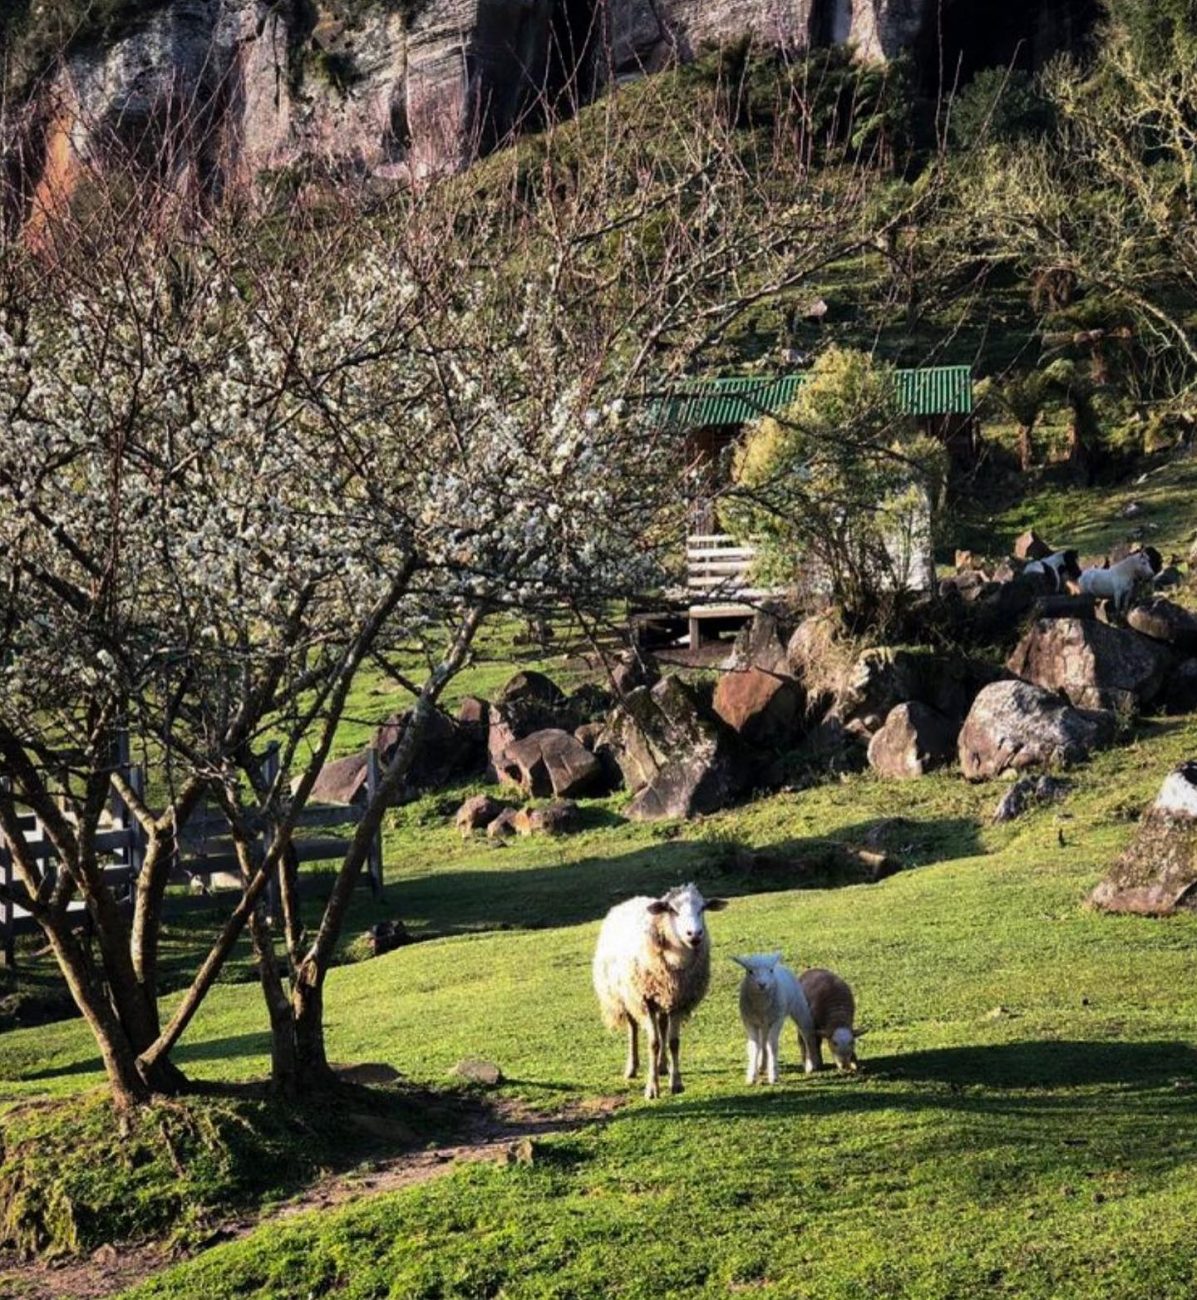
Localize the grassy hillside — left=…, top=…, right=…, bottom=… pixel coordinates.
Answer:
left=2, top=702, right=1196, bottom=1295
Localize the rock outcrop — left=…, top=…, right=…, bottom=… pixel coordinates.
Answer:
left=1006, top=617, right=1172, bottom=714
left=1089, top=762, right=1197, bottom=915
left=495, top=728, right=606, bottom=798
left=599, top=674, right=745, bottom=819
left=958, top=680, right=1114, bottom=780
left=866, top=701, right=957, bottom=779
left=10, top=0, right=999, bottom=224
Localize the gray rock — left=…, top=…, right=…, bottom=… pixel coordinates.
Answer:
left=992, top=774, right=1072, bottom=823
left=1089, top=761, right=1197, bottom=915
left=1126, top=599, right=1197, bottom=654
left=495, top=728, right=605, bottom=798
left=513, top=800, right=581, bottom=836
left=455, top=793, right=509, bottom=836
left=1013, top=529, right=1052, bottom=561
left=1007, top=617, right=1172, bottom=713
left=958, top=680, right=1115, bottom=780
left=450, top=1056, right=504, bottom=1085
left=722, top=607, right=793, bottom=675
left=486, top=808, right=522, bottom=840
left=712, top=666, right=803, bottom=749
left=867, top=702, right=959, bottom=779
left=600, top=675, right=745, bottom=820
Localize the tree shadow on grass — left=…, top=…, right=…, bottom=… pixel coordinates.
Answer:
left=391, top=816, right=984, bottom=937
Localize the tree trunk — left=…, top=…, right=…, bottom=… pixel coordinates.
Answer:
left=1018, top=422, right=1034, bottom=473
left=248, top=906, right=303, bottom=1096
left=291, top=962, right=336, bottom=1090
left=45, top=924, right=152, bottom=1109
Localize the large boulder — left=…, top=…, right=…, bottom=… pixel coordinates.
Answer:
left=513, top=800, right=581, bottom=837
left=1006, top=617, right=1172, bottom=713
left=712, top=667, right=803, bottom=749
left=1013, top=529, right=1052, bottom=561
left=1162, top=658, right=1197, bottom=715
left=495, top=729, right=605, bottom=799
left=484, top=670, right=570, bottom=781
left=1089, top=762, right=1197, bottom=915
left=1126, top=599, right=1197, bottom=655
left=610, top=650, right=660, bottom=697
left=494, top=670, right=569, bottom=732
left=455, top=794, right=510, bottom=837
left=867, top=702, right=959, bottom=780
left=308, top=750, right=370, bottom=806
left=599, top=675, right=745, bottom=821
left=723, top=607, right=793, bottom=676
left=958, top=680, right=1115, bottom=780
left=834, top=647, right=995, bottom=737
left=374, top=709, right=472, bottom=788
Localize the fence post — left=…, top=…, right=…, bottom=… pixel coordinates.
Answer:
left=0, top=842, right=12, bottom=969
left=365, top=746, right=383, bottom=899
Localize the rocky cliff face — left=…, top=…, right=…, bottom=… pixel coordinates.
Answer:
left=3, top=0, right=1077, bottom=227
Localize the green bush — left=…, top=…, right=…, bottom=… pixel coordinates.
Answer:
left=948, top=68, right=1054, bottom=149
left=723, top=347, right=945, bottom=629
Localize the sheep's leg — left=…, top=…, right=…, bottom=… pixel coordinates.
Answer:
left=808, top=1034, right=825, bottom=1071
left=624, top=1019, right=639, bottom=1080
left=643, top=1012, right=662, bottom=1100
left=665, top=1012, right=683, bottom=1094
left=746, top=1030, right=760, bottom=1085
left=765, top=1020, right=782, bottom=1084
left=798, top=1025, right=819, bottom=1074
left=653, top=1010, right=668, bottom=1075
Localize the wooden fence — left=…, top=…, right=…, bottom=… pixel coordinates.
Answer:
left=0, top=741, right=384, bottom=968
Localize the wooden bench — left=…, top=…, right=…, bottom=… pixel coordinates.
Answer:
left=685, top=534, right=773, bottom=648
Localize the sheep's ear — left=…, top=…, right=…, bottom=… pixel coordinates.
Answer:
left=646, top=900, right=673, bottom=916
left=704, top=897, right=728, bottom=911
left=730, top=955, right=750, bottom=970
left=851, top=1026, right=868, bottom=1038
left=766, top=951, right=783, bottom=967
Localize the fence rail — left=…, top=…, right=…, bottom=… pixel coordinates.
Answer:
left=0, top=741, right=384, bottom=968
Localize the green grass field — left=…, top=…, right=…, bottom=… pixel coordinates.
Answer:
left=2, top=702, right=1197, bottom=1297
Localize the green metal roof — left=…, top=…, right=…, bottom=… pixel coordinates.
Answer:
left=657, top=365, right=973, bottom=428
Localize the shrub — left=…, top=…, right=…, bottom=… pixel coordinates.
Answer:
left=722, top=347, right=945, bottom=629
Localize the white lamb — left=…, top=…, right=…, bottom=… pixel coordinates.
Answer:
left=592, top=883, right=727, bottom=1100
left=1078, top=547, right=1161, bottom=613
left=799, top=967, right=862, bottom=1071
left=733, top=953, right=817, bottom=1084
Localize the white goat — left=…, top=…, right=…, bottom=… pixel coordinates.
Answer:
left=592, top=883, right=727, bottom=1100
left=799, top=967, right=862, bottom=1071
left=733, top=953, right=816, bottom=1084
left=1023, top=549, right=1082, bottom=592
left=1078, top=547, right=1161, bottom=613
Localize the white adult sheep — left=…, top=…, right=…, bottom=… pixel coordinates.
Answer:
left=799, top=967, right=863, bottom=1071
left=1078, top=547, right=1162, bottom=613
left=592, top=883, right=727, bottom=1100
left=733, top=952, right=817, bottom=1085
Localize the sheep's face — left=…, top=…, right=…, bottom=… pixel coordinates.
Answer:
left=831, top=1027, right=858, bottom=1071
left=732, top=952, right=783, bottom=994
left=648, top=884, right=727, bottom=950
left=1129, top=549, right=1157, bottom=580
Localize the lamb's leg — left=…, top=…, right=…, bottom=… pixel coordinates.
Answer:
left=643, top=1012, right=662, bottom=1100
left=654, top=1010, right=668, bottom=1075
left=798, top=1024, right=819, bottom=1074
left=765, top=1020, right=782, bottom=1084
left=808, top=1034, right=825, bottom=1071
left=746, top=1030, right=760, bottom=1085
left=665, top=1012, right=683, bottom=1094
left=624, top=1019, right=639, bottom=1080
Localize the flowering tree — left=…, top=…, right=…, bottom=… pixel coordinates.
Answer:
left=1, top=62, right=911, bottom=1106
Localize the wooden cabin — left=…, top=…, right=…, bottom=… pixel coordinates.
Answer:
left=657, top=366, right=974, bottom=647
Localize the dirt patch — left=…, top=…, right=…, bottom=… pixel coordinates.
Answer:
left=0, top=1092, right=626, bottom=1300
